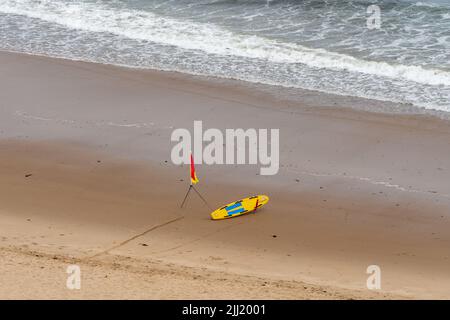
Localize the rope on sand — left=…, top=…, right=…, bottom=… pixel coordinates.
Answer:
left=84, top=215, right=185, bottom=261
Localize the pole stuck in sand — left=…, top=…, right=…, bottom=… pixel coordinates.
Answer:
left=180, top=153, right=212, bottom=210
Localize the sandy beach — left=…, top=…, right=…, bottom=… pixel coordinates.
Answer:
left=1, top=51, right=450, bottom=299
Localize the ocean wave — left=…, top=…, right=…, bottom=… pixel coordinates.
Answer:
left=413, top=1, right=443, bottom=8
left=1, top=0, right=450, bottom=87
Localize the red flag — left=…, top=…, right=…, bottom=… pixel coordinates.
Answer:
left=190, top=153, right=199, bottom=185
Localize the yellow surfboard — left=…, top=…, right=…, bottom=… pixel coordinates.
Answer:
left=210, top=195, right=269, bottom=220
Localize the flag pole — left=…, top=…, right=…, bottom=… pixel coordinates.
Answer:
left=179, top=153, right=212, bottom=210
left=180, top=184, right=193, bottom=208
left=191, top=185, right=213, bottom=210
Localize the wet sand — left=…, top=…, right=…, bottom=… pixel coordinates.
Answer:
left=0, top=51, right=449, bottom=299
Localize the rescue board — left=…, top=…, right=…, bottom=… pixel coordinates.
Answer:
left=210, top=195, right=269, bottom=220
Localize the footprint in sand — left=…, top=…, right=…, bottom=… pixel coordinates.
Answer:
left=209, top=256, right=223, bottom=261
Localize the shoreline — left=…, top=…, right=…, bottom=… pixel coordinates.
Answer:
left=3, top=49, right=450, bottom=122
left=1, top=51, right=450, bottom=299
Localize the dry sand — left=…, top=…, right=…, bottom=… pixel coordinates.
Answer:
left=0, top=51, right=450, bottom=299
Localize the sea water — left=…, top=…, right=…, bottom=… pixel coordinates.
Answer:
left=0, top=0, right=449, bottom=113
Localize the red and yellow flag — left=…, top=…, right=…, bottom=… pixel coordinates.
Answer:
left=190, top=153, right=199, bottom=185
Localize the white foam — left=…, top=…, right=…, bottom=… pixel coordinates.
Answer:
left=14, top=111, right=157, bottom=129
left=414, top=2, right=440, bottom=8
left=1, top=0, right=450, bottom=87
